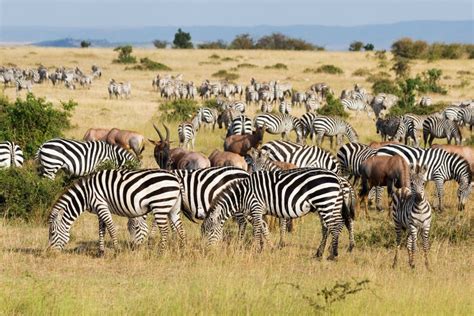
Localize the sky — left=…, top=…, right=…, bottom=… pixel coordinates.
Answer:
left=1, top=0, right=473, bottom=27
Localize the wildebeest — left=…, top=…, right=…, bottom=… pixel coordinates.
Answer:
left=359, top=155, right=411, bottom=216
left=106, top=128, right=145, bottom=158
left=223, top=124, right=265, bottom=156
left=208, top=150, right=248, bottom=170
left=375, top=117, right=401, bottom=141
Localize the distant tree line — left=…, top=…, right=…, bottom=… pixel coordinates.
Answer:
left=391, top=37, right=474, bottom=60
left=348, top=41, right=374, bottom=51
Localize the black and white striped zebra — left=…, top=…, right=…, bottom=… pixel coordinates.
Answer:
left=47, top=169, right=183, bottom=254
left=128, top=166, right=250, bottom=246
left=36, top=138, right=138, bottom=179
left=197, top=107, right=218, bottom=130
left=0, top=141, right=24, bottom=169
left=341, top=99, right=371, bottom=116
left=254, top=113, right=303, bottom=144
left=305, top=98, right=321, bottom=113
left=226, top=115, right=253, bottom=136
left=419, top=96, right=432, bottom=107
left=312, top=115, right=358, bottom=147
left=261, top=140, right=339, bottom=173
left=392, top=164, right=432, bottom=269
left=337, top=142, right=376, bottom=184
left=279, top=101, right=291, bottom=114
left=300, top=112, right=318, bottom=141
left=219, top=100, right=246, bottom=113
left=376, top=144, right=472, bottom=211
left=15, top=78, right=33, bottom=94
left=422, top=116, right=462, bottom=147
left=202, top=168, right=349, bottom=259
left=178, top=116, right=200, bottom=150
left=442, top=106, right=472, bottom=127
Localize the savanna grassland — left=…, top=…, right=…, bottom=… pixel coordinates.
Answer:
left=0, top=47, right=473, bottom=315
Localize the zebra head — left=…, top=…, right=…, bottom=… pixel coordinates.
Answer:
left=127, top=216, right=149, bottom=249
left=201, top=202, right=225, bottom=245
left=409, top=164, right=428, bottom=203
left=457, top=178, right=471, bottom=212
left=47, top=204, right=70, bottom=251
left=115, top=146, right=139, bottom=169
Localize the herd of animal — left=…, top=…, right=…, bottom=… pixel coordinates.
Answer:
left=1, top=67, right=473, bottom=269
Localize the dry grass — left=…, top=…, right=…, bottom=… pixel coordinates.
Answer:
left=0, top=47, right=473, bottom=314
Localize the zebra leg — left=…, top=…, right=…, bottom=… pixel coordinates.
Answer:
left=435, top=180, right=444, bottom=212
left=235, top=213, right=247, bottom=240
left=375, top=186, right=383, bottom=212
left=151, top=210, right=170, bottom=253
left=98, top=219, right=106, bottom=257
left=96, top=208, right=120, bottom=253
left=168, top=199, right=186, bottom=248
left=392, top=224, right=402, bottom=268
left=329, top=136, right=334, bottom=149
left=346, top=217, right=355, bottom=252
left=422, top=226, right=431, bottom=271
left=407, top=225, right=418, bottom=269
left=278, top=218, right=287, bottom=248
left=315, top=219, right=328, bottom=258
left=327, top=223, right=343, bottom=261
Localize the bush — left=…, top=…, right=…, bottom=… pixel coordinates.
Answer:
left=237, top=63, right=257, bottom=68
left=349, top=41, right=364, bottom=51
left=0, top=164, right=66, bottom=222
left=352, top=68, right=371, bottom=77
left=393, top=38, right=472, bottom=60
left=221, top=57, right=236, bottom=62
left=202, top=98, right=220, bottom=109
left=264, top=63, right=288, bottom=70
left=209, top=54, right=220, bottom=59
left=418, top=68, right=447, bottom=94
left=80, top=40, right=91, bottom=48
left=391, top=57, right=411, bottom=78
left=153, top=40, right=168, bottom=49
left=364, top=43, right=375, bottom=51
left=113, top=45, right=137, bottom=64
left=198, top=40, right=227, bottom=49
left=173, top=28, right=193, bottom=49
left=126, top=57, right=172, bottom=71
left=315, top=64, right=343, bottom=75
left=159, top=99, right=198, bottom=122
left=371, top=79, right=399, bottom=95
left=0, top=94, right=77, bottom=159
left=366, top=71, right=391, bottom=83
left=255, top=33, right=315, bottom=51
left=317, top=93, right=348, bottom=118
left=211, top=70, right=239, bottom=81
left=229, top=34, right=255, bottom=50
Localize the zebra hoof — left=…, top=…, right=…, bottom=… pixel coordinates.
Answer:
left=326, top=255, right=337, bottom=261
left=315, top=250, right=323, bottom=258
left=97, top=249, right=105, bottom=258
left=347, top=244, right=354, bottom=253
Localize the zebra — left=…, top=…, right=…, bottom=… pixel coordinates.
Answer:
left=291, top=92, right=307, bottom=107
left=217, top=108, right=241, bottom=130
left=47, top=169, right=183, bottom=254
left=254, top=113, right=303, bottom=144
left=246, top=148, right=356, bottom=249
left=443, top=106, right=472, bottom=127
left=202, top=168, right=349, bottom=259
left=218, top=99, right=246, bottom=113
left=341, top=99, right=372, bottom=116
left=261, top=140, right=339, bottom=173
left=246, top=89, right=259, bottom=105
left=337, top=142, right=376, bottom=184
left=15, top=78, right=33, bottom=94
left=402, top=114, right=428, bottom=146
left=419, top=96, right=432, bottom=107
left=392, top=164, right=432, bottom=269
left=260, top=101, right=273, bottom=113
left=226, top=115, right=253, bottom=136
left=197, top=107, right=218, bottom=130
left=305, top=98, right=321, bottom=113
left=178, top=115, right=200, bottom=149
left=127, top=167, right=250, bottom=246
left=300, top=112, right=318, bottom=141
left=36, top=138, right=138, bottom=180
left=376, top=144, right=472, bottom=211
left=0, top=141, right=24, bottom=169
left=279, top=101, right=291, bottom=114
left=312, top=115, right=358, bottom=148
left=422, top=116, right=462, bottom=147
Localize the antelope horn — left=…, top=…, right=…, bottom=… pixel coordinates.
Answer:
left=163, top=123, right=170, bottom=142
left=153, top=123, right=164, bottom=141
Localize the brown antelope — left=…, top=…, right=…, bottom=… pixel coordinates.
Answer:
left=208, top=149, right=248, bottom=170
left=106, top=128, right=145, bottom=159
left=223, top=124, right=265, bottom=156
left=83, top=128, right=110, bottom=141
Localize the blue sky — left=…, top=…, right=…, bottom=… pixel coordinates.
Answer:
left=1, top=0, right=473, bottom=27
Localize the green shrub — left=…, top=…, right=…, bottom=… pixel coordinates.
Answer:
left=0, top=94, right=76, bottom=159
left=173, top=28, right=193, bottom=49
left=198, top=40, right=227, bottom=49
left=0, top=164, right=66, bottom=223
left=211, top=70, right=239, bottom=81
left=349, top=41, right=364, bottom=51
left=264, top=63, right=288, bottom=70
left=371, top=79, right=399, bottom=95
left=221, top=57, right=236, bottom=62
left=80, top=40, right=91, bottom=48
left=352, top=68, right=371, bottom=77
left=315, top=64, right=343, bottom=75
left=317, top=93, right=348, bottom=118
left=229, top=33, right=255, bottom=49
left=255, top=33, right=316, bottom=51
left=113, top=45, right=137, bottom=64
left=366, top=71, right=391, bottom=83
left=209, top=54, right=220, bottom=59
left=418, top=68, right=447, bottom=94
left=159, top=99, right=198, bottom=122
left=202, top=98, right=220, bottom=109
left=152, top=40, right=168, bottom=49
left=237, top=63, right=257, bottom=68
left=126, top=57, right=172, bottom=71
left=391, top=57, right=411, bottom=78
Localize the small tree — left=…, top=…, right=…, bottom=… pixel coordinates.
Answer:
left=364, top=43, right=374, bottom=51
left=113, top=45, right=137, bottom=64
left=173, top=28, right=193, bottom=49
left=153, top=40, right=168, bottom=49
left=229, top=33, right=255, bottom=49
left=349, top=41, right=364, bottom=51
left=80, top=40, right=91, bottom=48
left=391, top=57, right=411, bottom=78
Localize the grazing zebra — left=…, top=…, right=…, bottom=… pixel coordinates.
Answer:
left=226, top=115, right=253, bottom=136
left=376, top=144, right=472, bottom=211
left=279, top=101, right=291, bottom=114
left=443, top=106, right=472, bottom=127
left=178, top=116, right=200, bottom=150
left=312, top=116, right=358, bottom=148
left=254, top=113, right=303, bottom=144
left=202, top=168, right=349, bottom=259
left=36, top=138, right=138, bottom=179
left=292, top=92, right=307, bottom=107
left=300, top=112, right=318, bottom=141
left=401, top=114, right=428, bottom=146
left=246, top=148, right=356, bottom=249
left=47, top=169, right=183, bottom=254
left=305, top=98, right=321, bottom=113
left=197, top=107, right=218, bottom=130
left=261, top=140, right=339, bottom=173
left=337, top=142, right=376, bottom=184
left=392, top=164, right=432, bottom=269
left=15, top=78, right=33, bottom=94
left=419, top=96, right=432, bottom=107
left=128, top=167, right=250, bottom=246
left=0, top=141, right=24, bottom=169
left=246, top=89, right=259, bottom=105
left=219, top=100, right=246, bottom=113
left=341, top=99, right=371, bottom=116
left=260, top=101, right=273, bottom=113
left=422, top=116, right=462, bottom=147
